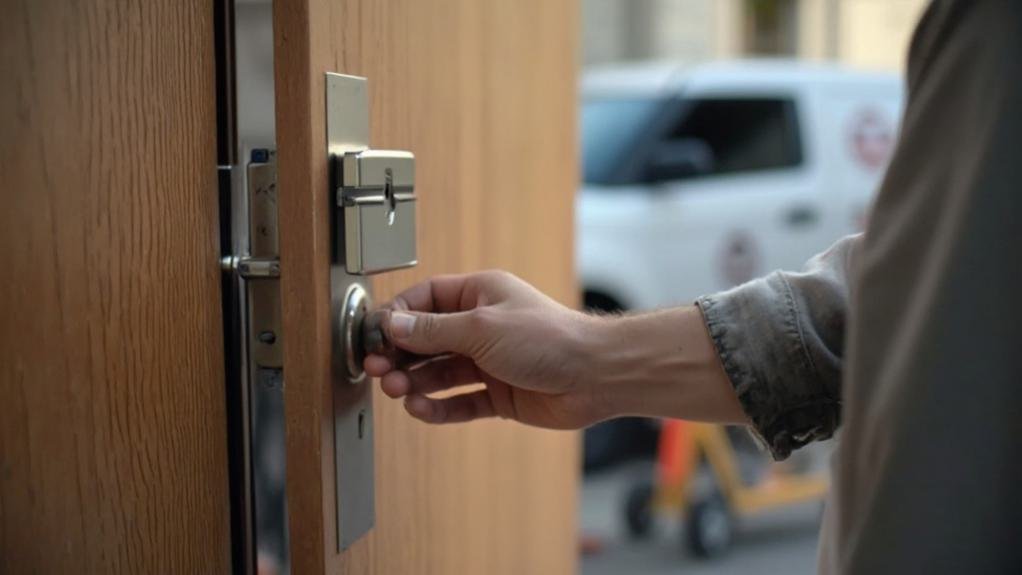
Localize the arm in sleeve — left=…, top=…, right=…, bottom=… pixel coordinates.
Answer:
left=696, top=234, right=859, bottom=460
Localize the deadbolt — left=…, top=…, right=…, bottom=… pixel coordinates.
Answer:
left=338, top=149, right=417, bottom=275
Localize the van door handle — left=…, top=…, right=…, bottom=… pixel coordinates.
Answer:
left=785, top=205, right=818, bottom=228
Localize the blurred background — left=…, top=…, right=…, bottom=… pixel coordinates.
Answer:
left=582, top=0, right=923, bottom=67
left=575, top=1, right=926, bottom=573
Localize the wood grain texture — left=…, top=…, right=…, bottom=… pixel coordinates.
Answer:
left=0, top=1, right=230, bottom=572
left=274, top=0, right=580, bottom=573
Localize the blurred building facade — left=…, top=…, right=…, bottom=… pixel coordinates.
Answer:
left=582, top=0, right=929, bottom=71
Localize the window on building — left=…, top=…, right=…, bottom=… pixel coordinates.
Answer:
left=744, top=0, right=799, bottom=56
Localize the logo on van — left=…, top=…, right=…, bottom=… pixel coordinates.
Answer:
left=848, top=108, right=895, bottom=171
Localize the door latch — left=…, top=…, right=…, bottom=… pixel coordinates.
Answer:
left=221, top=149, right=283, bottom=371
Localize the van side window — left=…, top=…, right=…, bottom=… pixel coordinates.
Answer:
left=650, top=98, right=803, bottom=181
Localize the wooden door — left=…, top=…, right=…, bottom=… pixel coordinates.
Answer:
left=273, top=1, right=580, bottom=573
left=0, top=2, right=230, bottom=572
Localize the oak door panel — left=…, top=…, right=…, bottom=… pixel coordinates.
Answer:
left=0, top=2, right=230, bottom=572
left=274, top=0, right=579, bottom=573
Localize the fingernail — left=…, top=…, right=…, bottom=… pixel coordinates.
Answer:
left=389, top=312, right=416, bottom=339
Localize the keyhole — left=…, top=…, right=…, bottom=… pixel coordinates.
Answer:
left=357, top=409, right=366, bottom=439
left=383, top=168, right=396, bottom=226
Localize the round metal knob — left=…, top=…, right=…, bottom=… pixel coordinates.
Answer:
left=340, top=283, right=371, bottom=383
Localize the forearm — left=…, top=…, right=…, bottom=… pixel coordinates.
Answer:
left=580, top=306, right=747, bottom=425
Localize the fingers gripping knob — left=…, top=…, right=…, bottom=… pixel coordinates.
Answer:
left=363, top=309, right=440, bottom=372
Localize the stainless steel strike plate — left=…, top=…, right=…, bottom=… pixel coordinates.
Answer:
left=326, top=72, right=419, bottom=552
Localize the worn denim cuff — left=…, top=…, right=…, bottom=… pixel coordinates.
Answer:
left=697, top=273, right=841, bottom=460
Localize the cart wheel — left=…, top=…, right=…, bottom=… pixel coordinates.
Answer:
left=686, top=494, right=732, bottom=558
left=623, top=480, right=656, bottom=539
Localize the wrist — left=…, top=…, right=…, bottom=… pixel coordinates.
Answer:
left=578, top=306, right=745, bottom=424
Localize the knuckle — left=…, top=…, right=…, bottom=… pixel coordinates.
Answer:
left=480, top=269, right=514, bottom=286
left=467, top=306, right=499, bottom=332
left=494, top=269, right=517, bottom=283
left=418, top=313, right=440, bottom=340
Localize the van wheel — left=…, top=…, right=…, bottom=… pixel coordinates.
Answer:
left=623, top=480, right=655, bottom=539
left=583, top=290, right=623, bottom=313
left=686, top=493, right=732, bottom=558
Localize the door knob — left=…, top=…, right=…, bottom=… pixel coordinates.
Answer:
left=338, top=286, right=396, bottom=383
left=339, top=284, right=371, bottom=383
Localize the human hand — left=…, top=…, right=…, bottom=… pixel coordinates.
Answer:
left=363, top=270, right=608, bottom=429
left=364, top=270, right=745, bottom=430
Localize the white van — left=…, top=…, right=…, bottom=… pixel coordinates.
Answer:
left=577, top=60, right=903, bottom=313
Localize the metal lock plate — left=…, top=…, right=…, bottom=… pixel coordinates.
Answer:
left=326, top=72, right=376, bottom=552
left=326, top=72, right=419, bottom=552
left=339, top=150, right=417, bottom=275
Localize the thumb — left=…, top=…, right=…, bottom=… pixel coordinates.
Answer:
left=386, top=310, right=475, bottom=356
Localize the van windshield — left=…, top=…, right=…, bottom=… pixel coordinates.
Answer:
left=582, top=97, right=661, bottom=185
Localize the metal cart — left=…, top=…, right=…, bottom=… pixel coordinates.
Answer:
left=623, top=419, right=829, bottom=558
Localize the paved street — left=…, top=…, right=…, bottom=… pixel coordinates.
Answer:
left=580, top=463, right=821, bottom=575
